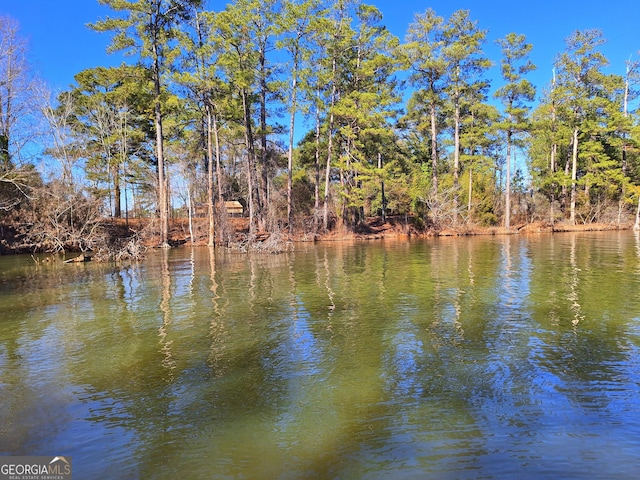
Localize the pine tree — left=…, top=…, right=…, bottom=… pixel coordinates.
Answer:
left=495, top=33, right=536, bottom=229
left=211, top=0, right=262, bottom=235
left=332, top=3, right=401, bottom=228
left=404, top=8, right=447, bottom=194
left=441, top=10, right=491, bottom=224
left=176, top=6, right=230, bottom=246
left=91, top=0, right=201, bottom=246
left=277, top=0, right=324, bottom=233
left=314, top=0, right=358, bottom=230
left=62, top=65, right=153, bottom=218
left=553, top=29, right=615, bottom=224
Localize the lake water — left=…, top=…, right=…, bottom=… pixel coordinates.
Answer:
left=1, top=231, right=640, bottom=479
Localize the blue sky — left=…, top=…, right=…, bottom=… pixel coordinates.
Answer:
left=2, top=0, right=639, bottom=99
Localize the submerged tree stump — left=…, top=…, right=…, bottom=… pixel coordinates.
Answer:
left=64, top=254, right=93, bottom=264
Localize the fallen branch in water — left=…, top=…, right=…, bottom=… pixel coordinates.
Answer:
left=64, top=253, right=93, bottom=263
left=226, top=230, right=293, bottom=254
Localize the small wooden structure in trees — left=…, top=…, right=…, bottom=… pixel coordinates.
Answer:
left=224, top=201, right=244, bottom=217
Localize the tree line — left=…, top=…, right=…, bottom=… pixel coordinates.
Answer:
left=1, top=0, right=639, bottom=252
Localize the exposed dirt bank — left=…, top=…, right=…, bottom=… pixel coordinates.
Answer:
left=139, top=216, right=635, bottom=248
left=2, top=216, right=633, bottom=256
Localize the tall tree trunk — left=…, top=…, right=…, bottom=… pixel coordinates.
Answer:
left=623, top=62, right=630, bottom=175
left=314, top=87, right=321, bottom=226
left=323, top=58, right=337, bottom=231
left=617, top=195, right=624, bottom=225
left=123, top=159, right=129, bottom=228
left=379, top=153, right=386, bottom=223
left=113, top=165, right=122, bottom=218
left=570, top=126, right=578, bottom=225
left=187, top=185, right=194, bottom=244
left=550, top=86, right=558, bottom=224
left=120, top=114, right=129, bottom=227
left=430, top=95, right=438, bottom=193
left=206, top=105, right=215, bottom=247
left=453, top=100, right=460, bottom=223
left=259, top=49, right=268, bottom=231
left=549, top=142, right=557, bottom=223
left=212, top=111, right=223, bottom=206
left=155, top=97, right=168, bottom=246
left=241, top=88, right=259, bottom=236
left=562, top=146, right=571, bottom=214
left=153, top=50, right=169, bottom=247
left=505, top=130, right=512, bottom=229
left=287, top=55, right=299, bottom=235
left=467, top=166, right=473, bottom=215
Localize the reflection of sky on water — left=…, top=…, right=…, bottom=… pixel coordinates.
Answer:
left=116, top=266, right=143, bottom=305
left=3, top=233, right=640, bottom=478
left=270, top=299, right=323, bottom=379
left=496, top=238, right=532, bottom=314
left=383, top=300, right=424, bottom=402
left=268, top=297, right=327, bottom=439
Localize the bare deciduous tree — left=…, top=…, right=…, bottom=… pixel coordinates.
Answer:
left=0, top=16, right=46, bottom=216
left=0, top=15, right=44, bottom=167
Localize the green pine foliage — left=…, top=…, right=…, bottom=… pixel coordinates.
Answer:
left=3, top=3, right=640, bottom=240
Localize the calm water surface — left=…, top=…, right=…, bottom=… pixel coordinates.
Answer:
left=1, top=231, right=640, bottom=479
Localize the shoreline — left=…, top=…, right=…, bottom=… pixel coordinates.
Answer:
left=0, top=218, right=634, bottom=257
left=163, top=219, right=635, bottom=248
